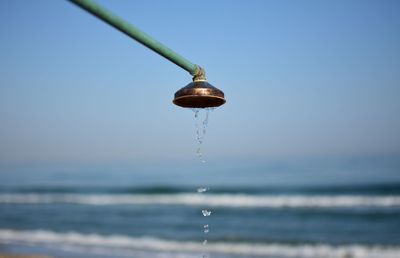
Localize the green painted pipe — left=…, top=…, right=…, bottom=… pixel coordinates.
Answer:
left=68, top=0, right=200, bottom=76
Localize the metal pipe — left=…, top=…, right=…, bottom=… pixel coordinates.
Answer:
left=68, top=0, right=200, bottom=76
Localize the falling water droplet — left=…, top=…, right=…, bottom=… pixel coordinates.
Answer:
left=203, top=224, right=210, bottom=233
left=197, top=187, right=209, bottom=193
left=202, top=209, right=212, bottom=217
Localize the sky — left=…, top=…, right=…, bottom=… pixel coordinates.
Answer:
left=0, top=0, right=399, bottom=165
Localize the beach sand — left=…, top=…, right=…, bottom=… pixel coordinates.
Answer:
left=0, top=254, right=52, bottom=258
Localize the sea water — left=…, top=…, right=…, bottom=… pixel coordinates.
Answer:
left=1, top=158, right=400, bottom=258
left=1, top=180, right=400, bottom=257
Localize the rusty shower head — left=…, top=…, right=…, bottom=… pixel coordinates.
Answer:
left=173, top=67, right=225, bottom=108
left=173, top=80, right=226, bottom=108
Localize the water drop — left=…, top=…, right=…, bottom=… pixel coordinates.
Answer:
left=202, top=209, right=212, bottom=217
left=203, top=224, right=210, bottom=233
left=197, top=187, right=209, bottom=193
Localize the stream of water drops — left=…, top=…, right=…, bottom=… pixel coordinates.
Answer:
left=192, top=108, right=213, bottom=163
left=191, top=108, right=214, bottom=258
left=199, top=187, right=211, bottom=258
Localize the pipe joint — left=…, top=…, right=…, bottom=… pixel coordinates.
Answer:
left=192, top=66, right=207, bottom=82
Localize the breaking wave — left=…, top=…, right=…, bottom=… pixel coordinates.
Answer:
left=0, top=229, right=399, bottom=258
left=0, top=193, right=399, bottom=208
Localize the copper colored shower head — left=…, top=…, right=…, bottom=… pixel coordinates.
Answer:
left=173, top=80, right=225, bottom=108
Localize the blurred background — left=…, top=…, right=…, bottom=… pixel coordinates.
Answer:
left=0, top=0, right=399, bottom=257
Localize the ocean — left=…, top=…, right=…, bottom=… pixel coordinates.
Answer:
left=0, top=159, right=399, bottom=258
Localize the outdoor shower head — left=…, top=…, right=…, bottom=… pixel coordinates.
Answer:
left=173, top=80, right=225, bottom=108
left=173, top=67, right=226, bottom=109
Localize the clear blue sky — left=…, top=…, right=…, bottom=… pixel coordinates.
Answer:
left=0, top=0, right=399, bottom=164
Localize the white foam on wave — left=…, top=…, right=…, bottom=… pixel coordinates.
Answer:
left=0, top=229, right=399, bottom=258
left=0, top=193, right=399, bottom=208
